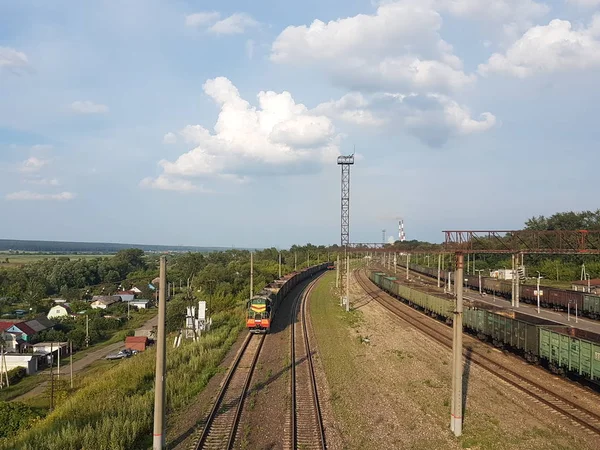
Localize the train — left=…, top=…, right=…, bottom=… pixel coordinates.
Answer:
left=399, top=262, right=600, bottom=319
left=246, top=262, right=330, bottom=333
left=369, top=271, right=600, bottom=383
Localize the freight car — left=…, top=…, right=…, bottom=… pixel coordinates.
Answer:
left=370, top=271, right=600, bottom=383
left=246, top=262, right=330, bottom=333
left=398, top=261, right=600, bottom=319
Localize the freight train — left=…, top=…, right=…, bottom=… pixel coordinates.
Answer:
left=398, top=262, right=600, bottom=319
left=370, top=271, right=600, bottom=383
left=246, top=262, right=330, bottom=333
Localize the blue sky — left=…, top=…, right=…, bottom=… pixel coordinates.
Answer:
left=1, top=0, right=600, bottom=247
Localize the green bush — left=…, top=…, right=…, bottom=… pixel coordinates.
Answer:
left=0, top=402, right=43, bottom=439
left=6, top=367, right=26, bottom=385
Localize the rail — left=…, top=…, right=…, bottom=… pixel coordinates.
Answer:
left=355, top=269, right=600, bottom=437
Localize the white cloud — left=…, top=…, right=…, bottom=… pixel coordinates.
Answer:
left=209, top=13, right=259, bottom=35
left=316, top=92, right=496, bottom=147
left=70, top=101, right=109, bottom=114
left=479, top=16, right=600, bottom=77
left=0, top=46, right=30, bottom=73
left=30, top=144, right=54, bottom=152
left=140, top=175, right=201, bottom=193
left=271, top=1, right=474, bottom=92
left=185, top=12, right=220, bottom=27
left=437, top=0, right=549, bottom=25
left=163, top=132, right=177, bottom=144
left=5, top=191, right=75, bottom=201
left=27, top=178, right=60, bottom=186
left=146, top=77, right=339, bottom=188
left=20, top=157, right=49, bottom=173
left=566, top=0, right=600, bottom=7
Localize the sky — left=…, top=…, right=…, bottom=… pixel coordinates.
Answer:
left=1, top=0, right=600, bottom=248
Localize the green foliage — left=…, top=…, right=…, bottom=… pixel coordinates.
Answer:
left=0, top=402, right=43, bottom=439
left=6, top=367, right=26, bottom=385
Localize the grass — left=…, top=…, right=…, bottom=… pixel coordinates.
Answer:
left=0, top=309, right=245, bottom=450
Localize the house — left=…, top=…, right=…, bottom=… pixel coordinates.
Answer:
left=47, top=304, right=73, bottom=320
left=129, top=300, right=150, bottom=310
left=116, top=290, right=136, bottom=302
left=3, top=354, right=38, bottom=374
left=32, top=342, right=70, bottom=357
left=130, top=287, right=142, bottom=294
left=571, top=278, right=600, bottom=294
left=125, top=336, right=149, bottom=352
left=91, top=295, right=121, bottom=309
left=24, top=316, right=55, bottom=334
left=0, top=321, right=37, bottom=342
left=0, top=330, right=26, bottom=353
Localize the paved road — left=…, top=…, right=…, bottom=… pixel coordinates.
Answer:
left=12, top=314, right=158, bottom=402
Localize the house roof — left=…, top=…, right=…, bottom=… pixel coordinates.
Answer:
left=50, top=304, right=73, bottom=314
left=117, top=290, right=136, bottom=295
left=23, top=320, right=45, bottom=333
left=572, top=279, right=600, bottom=286
left=130, top=300, right=149, bottom=304
left=91, top=295, right=121, bottom=304
left=125, top=336, right=148, bottom=343
left=0, top=321, right=17, bottom=332
left=8, top=322, right=37, bottom=336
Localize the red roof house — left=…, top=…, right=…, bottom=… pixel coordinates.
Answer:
left=125, top=336, right=149, bottom=352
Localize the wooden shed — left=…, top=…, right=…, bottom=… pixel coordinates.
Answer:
left=125, top=336, right=149, bottom=352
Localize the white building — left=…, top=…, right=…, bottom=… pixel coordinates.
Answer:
left=130, top=300, right=149, bottom=309
left=1, top=330, right=25, bottom=353
left=91, top=295, right=121, bottom=309
left=116, top=290, right=136, bottom=302
left=3, top=354, right=38, bottom=374
left=47, top=304, right=73, bottom=319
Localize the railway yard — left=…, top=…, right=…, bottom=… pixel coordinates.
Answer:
left=163, top=261, right=600, bottom=449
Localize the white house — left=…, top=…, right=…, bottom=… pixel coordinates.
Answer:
left=47, top=304, right=73, bottom=320
left=130, top=300, right=150, bottom=310
left=91, top=296, right=121, bottom=309
left=1, top=330, right=25, bottom=353
left=4, top=354, right=38, bottom=374
left=116, top=290, right=136, bottom=302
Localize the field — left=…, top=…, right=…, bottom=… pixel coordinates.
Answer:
left=0, top=253, right=113, bottom=267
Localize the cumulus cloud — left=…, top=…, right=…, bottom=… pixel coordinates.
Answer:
left=163, top=132, right=177, bottom=144
left=185, top=12, right=220, bottom=27
left=5, top=191, right=75, bottom=201
left=27, top=178, right=60, bottom=186
left=70, top=101, right=109, bottom=114
left=20, top=157, right=49, bottom=173
left=271, top=1, right=474, bottom=92
left=185, top=11, right=259, bottom=34
left=140, top=175, right=202, bottom=193
left=315, top=92, right=496, bottom=147
left=478, top=16, right=600, bottom=77
left=0, top=46, right=30, bottom=73
left=437, top=0, right=548, bottom=28
left=209, top=13, right=259, bottom=34
left=144, top=77, right=340, bottom=190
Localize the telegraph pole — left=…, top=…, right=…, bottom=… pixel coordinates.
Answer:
left=278, top=252, right=282, bottom=278
left=450, top=252, right=464, bottom=436
left=153, top=256, right=167, bottom=450
left=295, top=252, right=297, bottom=271
left=394, top=253, right=397, bottom=274
left=250, top=252, right=254, bottom=299
left=406, top=253, right=410, bottom=280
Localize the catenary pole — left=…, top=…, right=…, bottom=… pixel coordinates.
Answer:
left=153, top=256, right=167, bottom=450
left=437, top=253, right=441, bottom=288
left=345, top=253, right=350, bottom=312
left=250, top=252, right=254, bottom=299
left=451, top=252, right=464, bottom=436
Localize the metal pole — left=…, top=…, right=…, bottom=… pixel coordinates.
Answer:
left=336, top=254, right=340, bottom=289
left=451, top=252, right=464, bottom=436
left=346, top=253, right=350, bottom=312
left=537, top=272, right=540, bottom=314
left=516, top=254, right=521, bottom=308
left=153, top=256, right=167, bottom=450
left=437, top=253, right=441, bottom=288
left=294, top=252, right=297, bottom=271
left=250, top=252, right=254, bottom=299
left=57, top=344, right=60, bottom=381
left=70, top=340, right=73, bottom=389
left=279, top=252, right=282, bottom=279
left=479, top=271, right=482, bottom=294
left=394, top=253, right=397, bottom=274
left=85, top=314, right=89, bottom=347
left=406, top=254, right=410, bottom=280
left=50, top=342, right=54, bottom=412
left=467, top=254, right=470, bottom=275
left=511, top=254, right=516, bottom=307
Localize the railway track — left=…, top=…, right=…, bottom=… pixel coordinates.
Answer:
left=193, top=332, right=265, bottom=450
left=289, top=278, right=326, bottom=450
left=355, top=269, right=600, bottom=437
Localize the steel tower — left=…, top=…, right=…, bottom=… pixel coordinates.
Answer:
left=337, top=154, right=354, bottom=246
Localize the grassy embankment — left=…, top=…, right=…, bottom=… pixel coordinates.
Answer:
left=309, top=270, right=591, bottom=450
left=0, top=309, right=245, bottom=450
left=0, top=253, right=111, bottom=268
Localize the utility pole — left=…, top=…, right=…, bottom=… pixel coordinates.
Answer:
left=450, top=252, right=464, bottom=436
left=50, top=342, right=54, bottom=412
left=307, top=252, right=310, bottom=268
left=278, top=252, right=282, bottom=278
left=437, top=253, right=441, bottom=288
left=295, top=252, right=297, bottom=271
left=511, top=254, right=516, bottom=307
left=250, top=252, right=254, bottom=299
left=475, top=269, right=483, bottom=294
left=536, top=271, right=541, bottom=314
left=85, top=314, right=89, bottom=348
left=394, top=253, right=397, bottom=274
left=70, top=341, right=73, bottom=389
left=345, top=253, right=350, bottom=312
left=406, top=253, right=410, bottom=280
left=336, top=254, right=340, bottom=289
left=153, top=256, right=167, bottom=450
left=57, top=344, right=61, bottom=381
